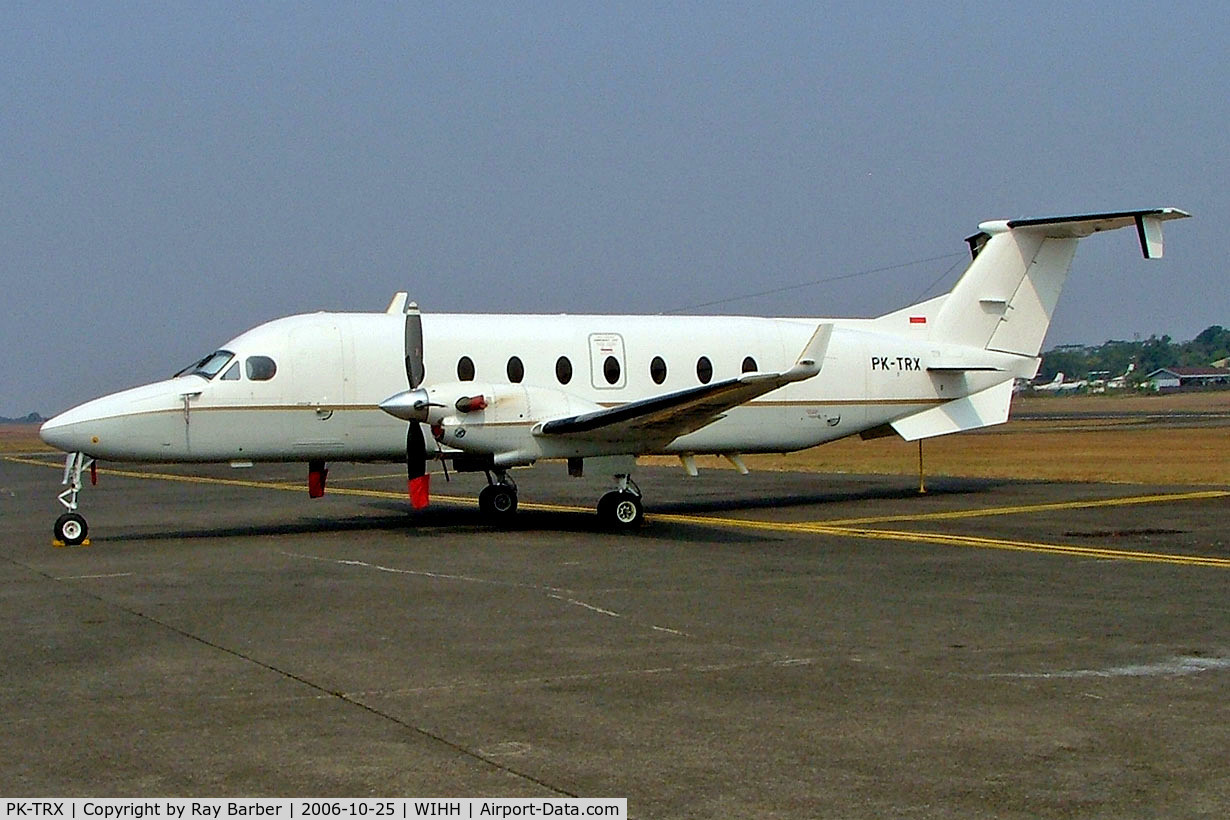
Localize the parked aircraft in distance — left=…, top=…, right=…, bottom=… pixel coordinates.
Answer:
left=40, top=208, right=1188, bottom=544
left=1032, top=372, right=1067, bottom=392
left=1033, top=372, right=1087, bottom=393
left=1106, top=363, right=1137, bottom=390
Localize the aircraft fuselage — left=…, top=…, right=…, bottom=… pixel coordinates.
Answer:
left=40, top=311, right=1028, bottom=465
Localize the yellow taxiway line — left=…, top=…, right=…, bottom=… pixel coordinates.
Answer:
left=6, top=455, right=1225, bottom=567
left=2, top=455, right=589, bottom=514
left=808, top=490, right=1230, bottom=526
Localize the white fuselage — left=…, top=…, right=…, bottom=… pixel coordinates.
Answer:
left=40, top=310, right=1029, bottom=465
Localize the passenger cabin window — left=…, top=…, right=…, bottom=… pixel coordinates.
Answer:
left=696, top=356, right=713, bottom=384
left=556, top=356, right=573, bottom=385
left=603, top=355, right=621, bottom=385
left=507, top=356, right=524, bottom=383
left=742, top=356, right=758, bottom=373
left=650, top=356, right=667, bottom=385
left=457, top=356, right=475, bottom=381
left=245, top=356, right=277, bottom=381
left=221, top=362, right=240, bottom=381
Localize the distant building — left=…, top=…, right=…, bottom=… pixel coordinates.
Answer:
left=1141, top=366, right=1230, bottom=390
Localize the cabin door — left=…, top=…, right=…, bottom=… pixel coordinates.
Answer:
left=588, top=333, right=627, bottom=390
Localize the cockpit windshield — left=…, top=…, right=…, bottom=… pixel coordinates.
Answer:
left=174, top=350, right=235, bottom=380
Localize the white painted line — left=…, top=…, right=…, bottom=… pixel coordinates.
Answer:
left=549, top=594, right=623, bottom=618
left=55, top=572, right=134, bottom=580
left=651, top=625, right=689, bottom=636
left=991, top=656, right=1230, bottom=679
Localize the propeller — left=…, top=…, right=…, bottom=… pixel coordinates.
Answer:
left=379, top=300, right=463, bottom=508
left=402, top=302, right=430, bottom=509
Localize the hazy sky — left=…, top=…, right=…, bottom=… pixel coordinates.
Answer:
left=2, top=2, right=1226, bottom=416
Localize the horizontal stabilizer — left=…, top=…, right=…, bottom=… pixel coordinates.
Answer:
left=933, top=207, right=1189, bottom=358
left=1003, top=208, right=1189, bottom=259
left=890, top=379, right=1014, bottom=441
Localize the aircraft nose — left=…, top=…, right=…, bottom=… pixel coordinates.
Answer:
left=40, top=412, right=92, bottom=453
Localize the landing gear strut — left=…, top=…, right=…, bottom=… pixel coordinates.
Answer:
left=54, top=452, right=93, bottom=546
left=478, top=471, right=518, bottom=518
left=598, top=474, right=643, bottom=529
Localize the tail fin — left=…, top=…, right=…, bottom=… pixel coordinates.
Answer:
left=928, top=208, right=1188, bottom=356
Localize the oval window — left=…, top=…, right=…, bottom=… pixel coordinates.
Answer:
left=603, top=355, right=621, bottom=385
left=457, top=356, right=475, bottom=381
left=556, top=356, right=573, bottom=385
left=742, top=356, right=758, bottom=373
left=696, top=356, right=713, bottom=384
left=245, top=356, right=277, bottom=381
left=650, top=356, right=667, bottom=385
left=507, top=356, right=524, bottom=383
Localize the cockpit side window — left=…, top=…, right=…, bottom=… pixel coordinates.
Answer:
left=221, top=362, right=240, bottom=381
left=177, top=350, right=235, bottom=379
left=245, top=356, right=277, bottom=381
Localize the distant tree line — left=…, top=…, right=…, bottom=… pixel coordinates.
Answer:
left=0, top=412, right=46, bottom=424
left=1038, top=325, right=1230, bottom=383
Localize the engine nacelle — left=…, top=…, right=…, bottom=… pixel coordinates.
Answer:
left=421, top=382, right=602, bottom=466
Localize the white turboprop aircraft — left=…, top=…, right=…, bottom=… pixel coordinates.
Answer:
left=1032, top=371, right=1087, bottom=392
left=40, top=208, right=1188, bottom=544
left=1032, top=372, right=1066, bottom=391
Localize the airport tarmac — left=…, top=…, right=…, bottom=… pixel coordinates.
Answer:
left=1, top=455, right=1227, bottom=818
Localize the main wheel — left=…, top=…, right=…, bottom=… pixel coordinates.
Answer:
left=599, top=491, right=643, bottom=529
left=479, top=484, right=518, bottom=517
left=54, top=512, right=89, bottom=546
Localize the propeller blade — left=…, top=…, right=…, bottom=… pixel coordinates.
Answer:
left=405, top=301, right=424, bottom=389
left=407, top=422, right=430, bottom=509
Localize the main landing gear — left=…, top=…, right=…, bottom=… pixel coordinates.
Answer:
left=478, top=471, right=519, bottom=518
left=597, top=475, right=644, bottom=530
left=53, top=452, right=93, bottom=546
left=472, top=468, right=644, bottom=529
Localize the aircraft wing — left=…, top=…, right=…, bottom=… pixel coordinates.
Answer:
left=536, top=324, right=832, bottom=445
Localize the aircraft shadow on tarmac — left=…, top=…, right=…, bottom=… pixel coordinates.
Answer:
left=105, top=477, right=1004, bottom=545
left=644, top=476, right=1001, bottom=515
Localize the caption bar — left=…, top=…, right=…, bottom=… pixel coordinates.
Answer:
left=1, top=800, right=627, bottom=820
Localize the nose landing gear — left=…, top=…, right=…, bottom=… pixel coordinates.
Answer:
left=53, top=452, right=93, bottom=546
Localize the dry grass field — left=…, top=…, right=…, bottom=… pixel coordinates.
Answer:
left=669, top=391, right=1230, bottom=486
left=732, top=424, right=1229, bottom=486
left=0, top=425, right=50, bottom=455
left=5, top=391, right=1227, bottom=486
left=1011, top=390, right=1230, bottom=415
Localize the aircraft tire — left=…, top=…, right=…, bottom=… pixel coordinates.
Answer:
left=54, top=512, right=88, bottom=546
left=599, top=491, right=643, bottom=529
left=479, top=484, right=518, bottom=517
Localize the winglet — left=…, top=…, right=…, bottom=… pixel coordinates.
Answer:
left=386, top=292, right=409, bottom=314
left=781, top=323, right=833, bottom=382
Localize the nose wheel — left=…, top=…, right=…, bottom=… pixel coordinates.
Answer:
left=53, top=452, right=94, bottom=546
left=54, top=512, right=89, bottom=546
